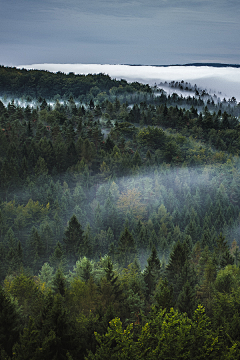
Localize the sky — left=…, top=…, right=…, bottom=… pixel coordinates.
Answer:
left=1, top=0, right=240, bottom=66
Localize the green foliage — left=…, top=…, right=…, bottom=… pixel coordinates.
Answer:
left=1, top=65, right=240, bottom=359
left=117, top=227, right=137, bottom=268
left=0, top=286, right=21, bottom=357
left=143, top=246, right=161, bottom=298
left=86, top=318, right=135, bottom=360
left=63, top=215, right=84, bottom=265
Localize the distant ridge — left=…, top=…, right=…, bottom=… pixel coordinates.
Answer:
left=126, top=63, right=240, bottom=68
left=183, top=63, right=240, bottom=68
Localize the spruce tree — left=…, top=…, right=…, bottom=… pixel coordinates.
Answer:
left=0, top=286, right=21, bottom=357
left=117, top=227, right=137, bottom=268
left=50, top=242, right=66, bottom=270
left=144, top=246, right=161, bottom=299
left=176, top=280, right=196, bottom=318
left=63, top=215, right=84, bottom=266
left=214, top=233, right=234, bottom=269
left=154, top=278, right=173, bottom=310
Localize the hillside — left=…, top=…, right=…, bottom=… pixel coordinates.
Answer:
left=1, top=65, right=240, bottom=359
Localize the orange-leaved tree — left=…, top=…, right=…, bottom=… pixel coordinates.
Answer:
left=117, top=188, right=147, bottom=221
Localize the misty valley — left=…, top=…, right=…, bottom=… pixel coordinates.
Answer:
left=1, top=65, right=240, bottom=359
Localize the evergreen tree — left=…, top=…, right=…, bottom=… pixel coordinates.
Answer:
left=154, top=278, right=173, bottom=310
left=102, top=256, right=122, bottom=301
left=63, top=215, right=84, bottom=266
left=39, top=222, right=54, bottom=256
left=117, top=227, right=137, bottom=268
left=214, top=233, right=234, bottom=270
left=144, top=246, right=161, bottom=299
left=50, top=242, right=66, bottom=270
left=39, top=294, right=75, bottom=360
left=38, top=263, right=55, bottom=290
left=27, top=227, right=45, bottom=272
left=5, top=228, right=19, bottom=272
left=165, top=240, right=191, bottom=300
left=176, top=280, right=196, bottom=318
left=79, top=224, right=93, bottom=258
left=0, top=286, right=21, bottom=357
left=53, top=268, right=68, bottom=296
left=12, top=317, right=41, bottom=360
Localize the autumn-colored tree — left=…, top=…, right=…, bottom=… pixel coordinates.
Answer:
left=117, top=188, right=146, bottom=221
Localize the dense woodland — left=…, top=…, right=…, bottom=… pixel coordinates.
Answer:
left=1, top=65, right=240, bottom=359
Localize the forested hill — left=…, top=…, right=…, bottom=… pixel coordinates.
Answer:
left=184, top=63, right=240, bottom=68
left=0, top=65, right=151, bottom=99
left=1, top=67, right=240, bottom=359
left=128, top=62, right=240, bottom=68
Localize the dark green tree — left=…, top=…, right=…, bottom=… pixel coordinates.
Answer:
left=63, top=215, right=84, bottom=265
left=50, top=242, right=66, bottom=270
left=176, top=280, right=196, bottom=318
left=39, top=294, right=75, bottom=360
left=117, top=227, right=137, bottom=268
left=214, top=233, right=234, bottom=270
left=0, top=286, right=21, bottom=357
left=154, top=278, right=173, bottom=310
left=144, top=246, right=161, bottom=299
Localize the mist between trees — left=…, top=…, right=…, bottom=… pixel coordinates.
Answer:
left=1, top=66, right=240, bottom=359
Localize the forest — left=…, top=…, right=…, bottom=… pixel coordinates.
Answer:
left=1, top=65, right=240, bottom=359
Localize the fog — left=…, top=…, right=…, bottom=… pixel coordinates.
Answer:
left=17, top=63, right=240, bottom=102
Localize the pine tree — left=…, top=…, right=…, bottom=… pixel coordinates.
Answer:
left=27, top=227, right=45, bottom=272
left=102, top=256, right=122, bottom=300
left=154, top=278, right=173, bottom=310
left=50, top=242, right=66, bottom=270
left=63, top=215, right=84, bottom=265
left=79, top=224, right=93, bottom=258
left=117, top=227, right=137, bottom=268
left=214, top=233, right=234, bottom=270
left=53, top=268, right=68, bottom=296
left=12, top=317, right=41, bottom=360
left=38, top=263, right=55, bottom=290
left=176, top=280, right=196, bottom=318
left=5, top=228, right=19, bottom=272
left=165, top=240, right=192, bottom=300
left=39, top=294, right=75, bottom=360
left=132, top=150, right=142, bottom=167
left=144, top=246, right=161, bottom=299
left=0, top=286, right=21, bottom=357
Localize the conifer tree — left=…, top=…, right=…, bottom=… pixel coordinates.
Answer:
left=154, top=278, right=173, bottom=310
left=27, top=226, right=45, bottom=272
left=53, top=268, right=68, bottom=296
left=117, top=227, right=137, bottom=268
left=38, top=263, right=55, bottom=290
left=165, top=240, right=193, bottom=300
left=39, top=294, right=75, bottom=360
left=63, top=215, right=84, bottom=265
left=50, top=242, right=66, bottom=270
left=176, top=280, right=196, bottom=318
left=102, top=256, right=122, bottom=301
left=80, top=224, right=93, bottom=258
left=0, top=286, right=21, bottom=357
left=214, top=233, right=234, bottom=269
left=12, top=317, right=41, bottom=360
left=144, top=246, right=161, bottom=298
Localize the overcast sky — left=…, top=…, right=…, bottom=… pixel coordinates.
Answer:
left=1, top=0, right=240, bottom=66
